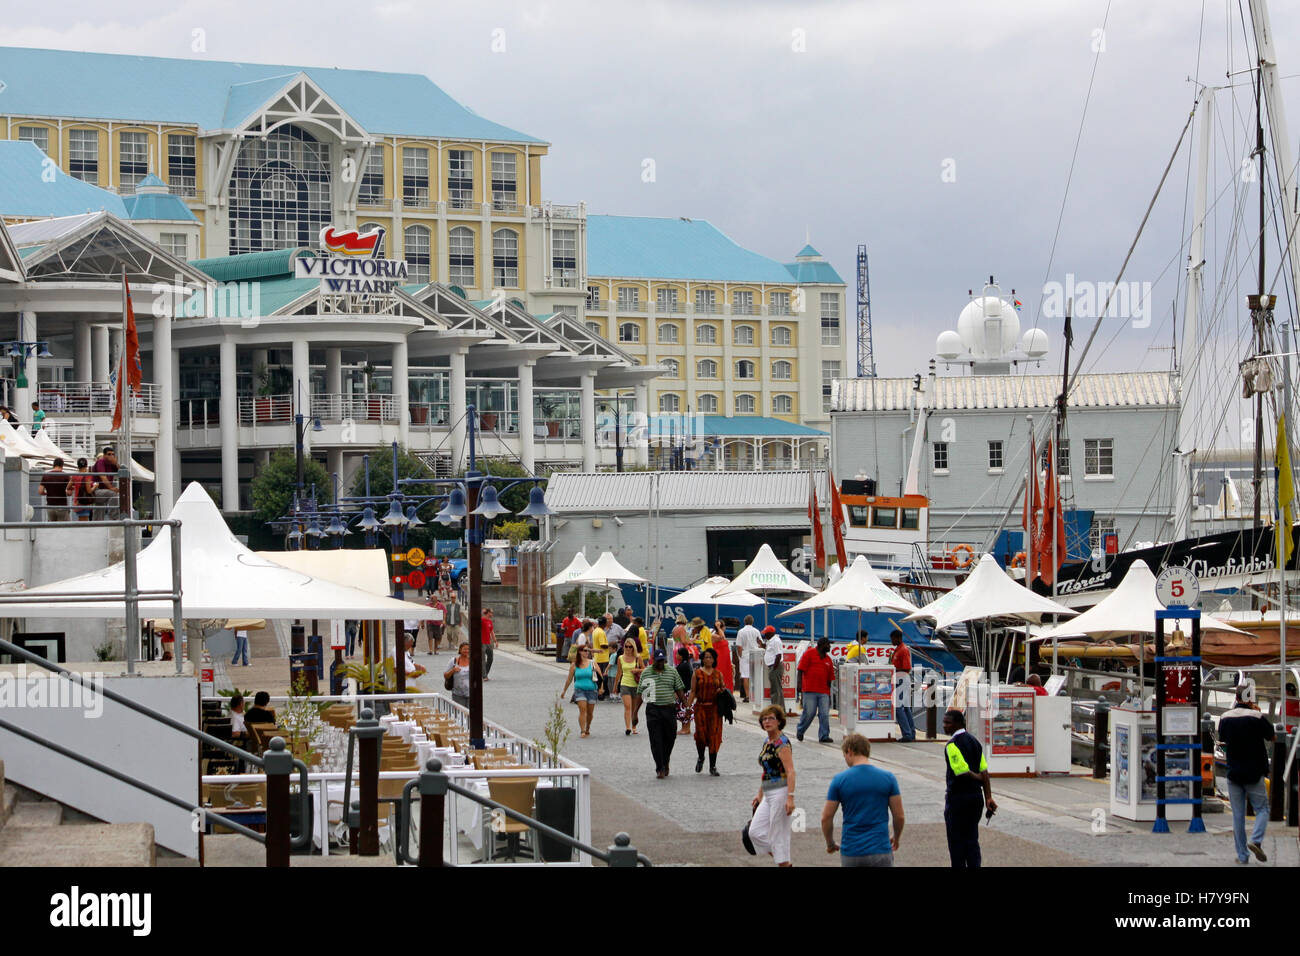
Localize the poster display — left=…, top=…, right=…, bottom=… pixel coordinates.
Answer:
left=1115, top=724, right=1131, bottom=802
left=855, top=666, right=895, bottom=724
left=984, top=688, right=1035, bottom=755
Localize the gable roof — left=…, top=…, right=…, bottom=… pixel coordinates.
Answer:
left=0, top=141, right=128, bottom=219
left=832, top=372, right=1177, bottom=413
left=0, top=46, right=544, bottom=144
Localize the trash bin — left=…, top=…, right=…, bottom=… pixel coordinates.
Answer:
left=534, top=786, right=577, bottom=862
left=289, top=652, right=319, bottom=694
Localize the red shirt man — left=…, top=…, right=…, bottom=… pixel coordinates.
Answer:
left=889, top=637, right=912, bottom=674
left=561, top=613, right=581, bottom=640
left=797, top=642, right=836, bottom=695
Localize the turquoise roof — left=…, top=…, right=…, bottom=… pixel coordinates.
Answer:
left=647, top=414, right=826, bottom=437
left=121, top=191, right=198, bottom=222
left=137, top=173, right=167, bottom=188
left=784, top=259, right=843, bottom=284
left=0, top=47, right=544, bottom=143
left=795, top=244, right=820, bottom=258
left=191, top=248, right=312, bottom=282
left=0, top=141, right=127, bottom=219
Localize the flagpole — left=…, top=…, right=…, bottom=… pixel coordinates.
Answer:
left=121, top=271, right=138, bottom=675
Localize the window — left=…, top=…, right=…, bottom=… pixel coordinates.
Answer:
left=733, top=290, right=755, bottom=314
left=656, top=288, right=680, bottom=313
left=1039, top=440, right=1072, bottom=477
left=554, top=305, right=577, bottom=319
left=404, top=225, right=431, bottom=283
left=449, top=226, right=475, bottom=287
left=771, top=291, right=791, bottom=315
left=1084, top=438, right=1113, bottom=477
left=586, top=285, right=603, bottom=310
left=18, top=126, right=49, bottom=153
left=402, top=147, right=430, bottom=206
left=659, top=393, right=680, bottom=413
left=872, top=507, right=898, bottom=528
left=661, top=358, right=679, bottom=378
left=359, top=148, right=385, bottom=204
left=698, top=393, right=718, bottom=413
left=900, top=508, right=921, bottom=530
left=491, top=152, right=517, bottom=211
left=617, top=287, right=641, bottom=312
left=586, top=321, right=603, bottom=336
left=933, top=442, right=949, bottom=472
left=697, top=359, right=718, bottom=378
left=492, top=228, right=518, bottom=287
left=735, top=394, right=756, bottom=414
left=771, top=326, right=792, bottom=346
left=772, top=360, right=792, bottom=380
left=448, top=149, right=473, bottom=209
left=1089, top=516, right=1116, bottom=553
left=772, top=394, right=793, bottom=415
left=822, top=360, right=840, bottom=412
left=229, top=125, right=331, bottom=253
left=167, top=134, right=196, bottom=196
left=118, top=132, right=148, bottom=190
left=734, top=324, right=754, bottom=345
left=552, top=228, right=577, bottom=287
left=658, top=323, right=678, bottom=344
left=159, top=233, right=188, bottom=259
left=736, top=360, right=755, bottom=379
left=695, top=288, right=717, bottom=314
left=619, top=323, right=640, bottom=343
left=821, top=292, right=841, bottom=345
left=988, top=440, right=1004, bottom=471
left=848, top=505, right=870, bottom=526
left=69, top=129, right=98, bottom=183
left=696, top=324, right=717, bottom=345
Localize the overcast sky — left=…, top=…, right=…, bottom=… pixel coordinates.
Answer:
left=4, top=0, right=1299, bottom=425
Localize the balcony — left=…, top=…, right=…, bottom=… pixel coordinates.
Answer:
left=615, top=301, right=645, bottom=314
left=655, top=301, right=685, bottom=314
left=694, top=303, right=720, bottom=315
left=492, top=194, right=520, bottom=214
left=551, top=269, right=578, bottom=289
left=448, top=190, right=475, bottom=212
left=310, top=393, right=399, bottom=422
left=732, top=303, right=757, bottom=315
left=357, top=194, right=393, bottom=211
left=239, top=394, right=293, bottom=425
left=402, top=187, right=436, bottom=211
left=40, top=382, right=160, bottom=416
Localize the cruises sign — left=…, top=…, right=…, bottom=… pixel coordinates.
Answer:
left=294, top=226, right=408, bottom=294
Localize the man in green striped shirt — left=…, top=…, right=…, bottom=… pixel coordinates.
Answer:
left=641, top=648, right=686, bottom=778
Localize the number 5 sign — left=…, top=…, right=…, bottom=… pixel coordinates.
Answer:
left=1155, top=566, right=1199, bottom=608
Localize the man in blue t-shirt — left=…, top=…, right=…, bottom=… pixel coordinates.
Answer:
left=821, top=732, right=904, bottom=866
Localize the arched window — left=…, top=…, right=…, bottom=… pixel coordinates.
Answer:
left=698, top=393, right=718, bottom=413
left=734, top=324, right=754, bottom=345
left=771, top=325, right=792, bottom=346
left=772, top=394, right=793, bottom=415
left=661, top=358, right=679, bottom=378
left=586, top=321, right=603, bottom=337
left=696, top=324, right=717, bottom=344
left=659, top=393, right=680, bottom=413
left=229, top=123, right=331, bottom=254
left=619, top=322, right=640, bottom=343
left=403, top=225, right=430, bottom=284
left=735, top=394, right=756, bottom=414
left=359, top=222, right=386, bottom=257
left=697, top=359, right=718, bottom=378
left=449, top=226, right=475, bottom=287
left=492, top=228, right=518, bottom=287
left=772, top=360, right=792, bottom=380
left=658, top=323, right=678, bottom=344
left=736, top=360, right=755, bottom=379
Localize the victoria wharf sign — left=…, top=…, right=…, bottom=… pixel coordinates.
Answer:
left=293, top=226, right=409, bottom=294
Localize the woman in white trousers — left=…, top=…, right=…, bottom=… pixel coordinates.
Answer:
left=743, top=704, right=796, bottom=866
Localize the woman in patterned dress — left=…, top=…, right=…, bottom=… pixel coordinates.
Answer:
left=689, top=647, right=725, bottom=775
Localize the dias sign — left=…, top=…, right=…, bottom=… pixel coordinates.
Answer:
left=293, top=226, right=409, bottom=294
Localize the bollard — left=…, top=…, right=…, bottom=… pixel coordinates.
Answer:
left=263, top=737, right=293, bottom=868
left=1092, top=701, right=1110, bottom=780
left=418, top=758, right=449, bottom=867
left=925, top=680, right=938, bottom=740
left=607, top=832, right=639, bottom=868
left=353, top=707, right=385, bottom=856
left=1270, top=726, right=1286, bottom=822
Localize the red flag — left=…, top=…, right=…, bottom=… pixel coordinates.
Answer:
left=809, top=485, right=827, bottom=573
left=112, top=275, right=143, bottom=431
left=1041, top=439, right=1067, bottom=585
left=827, top=468, right=849, bottom=570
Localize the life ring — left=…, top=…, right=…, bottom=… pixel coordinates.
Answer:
left=950, top=543, right=975, bottom=568
left=1010, top=551, right=1027, bottom=569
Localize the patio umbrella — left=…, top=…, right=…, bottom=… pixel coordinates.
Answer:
left=673, top=576, right=763, bottom=633
left=571, top=551, right=646, bottom=613
left=778, top=554, right=919, bottom=644
left=713, top=543, right=816, bottom=627
left=543, top=551, right=591, bottom=588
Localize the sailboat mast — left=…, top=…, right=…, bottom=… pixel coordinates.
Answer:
left=1252, top=64, right=1267, bottom=527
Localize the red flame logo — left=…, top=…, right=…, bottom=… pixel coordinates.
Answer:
left=320, top=226, right=385, bottom=257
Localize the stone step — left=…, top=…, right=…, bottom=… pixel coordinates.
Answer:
left=0, top=823, right=155, bottom=867
left=7, top=801, right=63, bottom=827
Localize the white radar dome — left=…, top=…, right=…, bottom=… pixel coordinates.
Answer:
left=1021, top=327, right=1049, bottom=359
left=935, top=329, right=965, bottom=360
left=956, top=296, right=1021, bottom=361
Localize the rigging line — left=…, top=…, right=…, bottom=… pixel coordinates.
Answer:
left=1028, top=0, right=1114, bottom=336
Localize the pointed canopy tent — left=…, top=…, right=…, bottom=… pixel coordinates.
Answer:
left=544, top=552, right=592, bottom=589
left=714, top=543, right=817, bottom=598
left=1035, top=561, right=1247, bottom=640
left=778, top=555, right=918, bottom=617
left=255, top=548, right=392, bottom=598
left=674, top=577, right=763, bottom=607
left=2, top=483, right=439, bottom=620
left=571, top=551, right=646, bottom=587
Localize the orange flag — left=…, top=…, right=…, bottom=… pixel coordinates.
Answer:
left=1023, top=435, right=1041, bottom=576
left=1041, top=439, right=1067, bottom=585
left=112, top=275, right=142, bottom=432
left=809, top=485, right=827, bottom=573
left=828, top=468, right=849, bottom=570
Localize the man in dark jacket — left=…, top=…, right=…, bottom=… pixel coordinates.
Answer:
left=1217, top=686, right=1275, bottom=863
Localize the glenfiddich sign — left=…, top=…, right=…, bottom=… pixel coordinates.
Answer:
left=293, top=226, right=409, bottom=293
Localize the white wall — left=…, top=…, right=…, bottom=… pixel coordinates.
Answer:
left=26, top=525, right=117, bottom=661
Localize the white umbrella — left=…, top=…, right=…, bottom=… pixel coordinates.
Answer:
left=543, top=551, right=591, bottom=588
left=779, top=555, right=918, bottom=617
left=672, top=575, right=763, bottom=634
left=572, top=551, right=646, bottom=614
left=713, top=543, right=816, bottom=627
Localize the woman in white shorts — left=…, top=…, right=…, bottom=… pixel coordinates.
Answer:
left=742, top=704, right=796, bottom=866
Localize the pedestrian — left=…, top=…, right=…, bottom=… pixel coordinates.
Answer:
left=675, top=646, right=695, bottom=735
left=630, top=616, right=650, bottom=665
left=570, top=619, right=593, bottom=662
left=616, top=639, right=643, bottom=735
left=942, top=708, right=996, bottom=867
left=672, top=614, right=695, bottom=662
left=710, top=620, right=734, bottom=692
left=38, top=458, right=71, bottom=522
left=230, top=627, right=250, bottom=667
left=690, top=617, right=711, bottom=655
left=90, top=446, right=119, bottom=519
left=689, top=646, right=726, bottom=775
left=444, top=591, right=463, bottom=648
left=736, top=615, right=760, bottom=702
left=404, top=635, right=427, bottom=681
left=558, top=606, right=581, bottom=662
left=1217, top=685, right=1276, bottom=863
left=844, top=629, right=873, bottom=661
left=561, top=644, right=603, bottom=737
left=763, top=626, right=792, bottom=714
left=796, top=637, right=836, bottom=743
left=425, top=594, right=445, bottom=653
left=821, top=733, right=904, bottom=866
left=889, top=629, right=916, bottom=742
left=30, top=400, right=45, bottom=435
left=742, top=704, right=796, bottom=866
left=481, top=607, right=496, bottom=679
left=404, top=617, right=421, bottom=653
left=592, top=615, right=612, bottom=700
left=69, top=457, right=93, bottom=521
left=444, top=642, right=472, bottom=709
left=640, top=648, right=686, bottom=779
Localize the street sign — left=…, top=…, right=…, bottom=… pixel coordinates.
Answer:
left=392, top=551, right=407, bottom=562
left=408, top=570, right=427, bottom=590
left=1155, top=566, right=1199, bottom=608
left=406, top=547, right=425, bottom=567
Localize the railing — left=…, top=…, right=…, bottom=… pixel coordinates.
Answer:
left=169, top=180, right=199, bottom=200
left=39, top=382, right=160, bottom=415
left=239, top=393, right=293, bottom=425
left=448, top=191, right=475, bottom=211
left=551, top=269, right=578, bottom=288
left=492, top=197, right=520, bottom=214
left=311, top=393, right=399, bottom=422
left=537, top=417, right=582, bottom=441
left=403, top=187, right=435, bottom=210
left=585, top=300, right=606, bottom=312
left=655, top=302, right=685, bottom=314
left=531, top=203, right=584, bottom=220
left=408, top=401, right=452, bottom=429
left=357, top=195, right=393, bottom=210
left=616, top=301, right=645, bottom=313
left=694, top=303, right=719, bottom=314
left=42, top=419, right=96, bottom=460
left=732, top=303, right=757, bottom=315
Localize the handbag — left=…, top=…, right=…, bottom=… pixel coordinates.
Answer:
left=443, top=665, right=456, bottom=691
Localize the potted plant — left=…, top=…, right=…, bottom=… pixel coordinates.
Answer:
left=253, top=363, right=274, bottom=422
left=410, top=403, right=429, bottom=425
left=539, top=397, right=562, bottom=437
left=479, top=411, right=498, bottom=431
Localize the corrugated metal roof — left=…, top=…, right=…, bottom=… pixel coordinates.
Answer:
left=7, top=212, right=105, bottom=246
left=0, top=141, right=128, bottom=219
left=832, top=372, right=1176, bottom=412
left=547, top=470, right=829, bottom=513
left=192, top=248, right=313, bottom=282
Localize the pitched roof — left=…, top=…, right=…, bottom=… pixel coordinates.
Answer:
left=0, top=141, right=128, bottom=219
left=587, top=215, right=808, bottom=284
left=832, top=372, right=1177, bottom=412
left=546, top=470, right=830, bottom=513
left=121, top=191, right=198, bottom=223
left=0, top=46, right=544, bottom=143
left=794, top=244, right=820, bottom=258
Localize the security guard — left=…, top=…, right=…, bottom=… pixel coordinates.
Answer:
left=942, top=708, right=996, bottom=867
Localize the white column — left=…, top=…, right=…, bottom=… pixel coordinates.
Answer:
left=450, top=348, right=467, bottom=472
left=292, top=338, right=310, bottom=462
left=754, top=439, right=762, bottom=471
left=580, top=371, right=596, bottom=471
left=634, top=382, right=650, bottom=467
left=328, top=448, right=344, bottom=485
left=171, top=351, right=182, bottom=498
left=392, top=339, right=409, bottom=447
left=74, top=322, right=92, bottom=383
left=219, top=339, right=239, bottom=511
left=19, top=311, right=37, bottom=420
left=92, top=326, right=110, bottom=383
left=326, top=347, right=343, bottom=397
left=518, top=360, right=536, bottom=474
left=154, top=308, right=175, bottom=514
